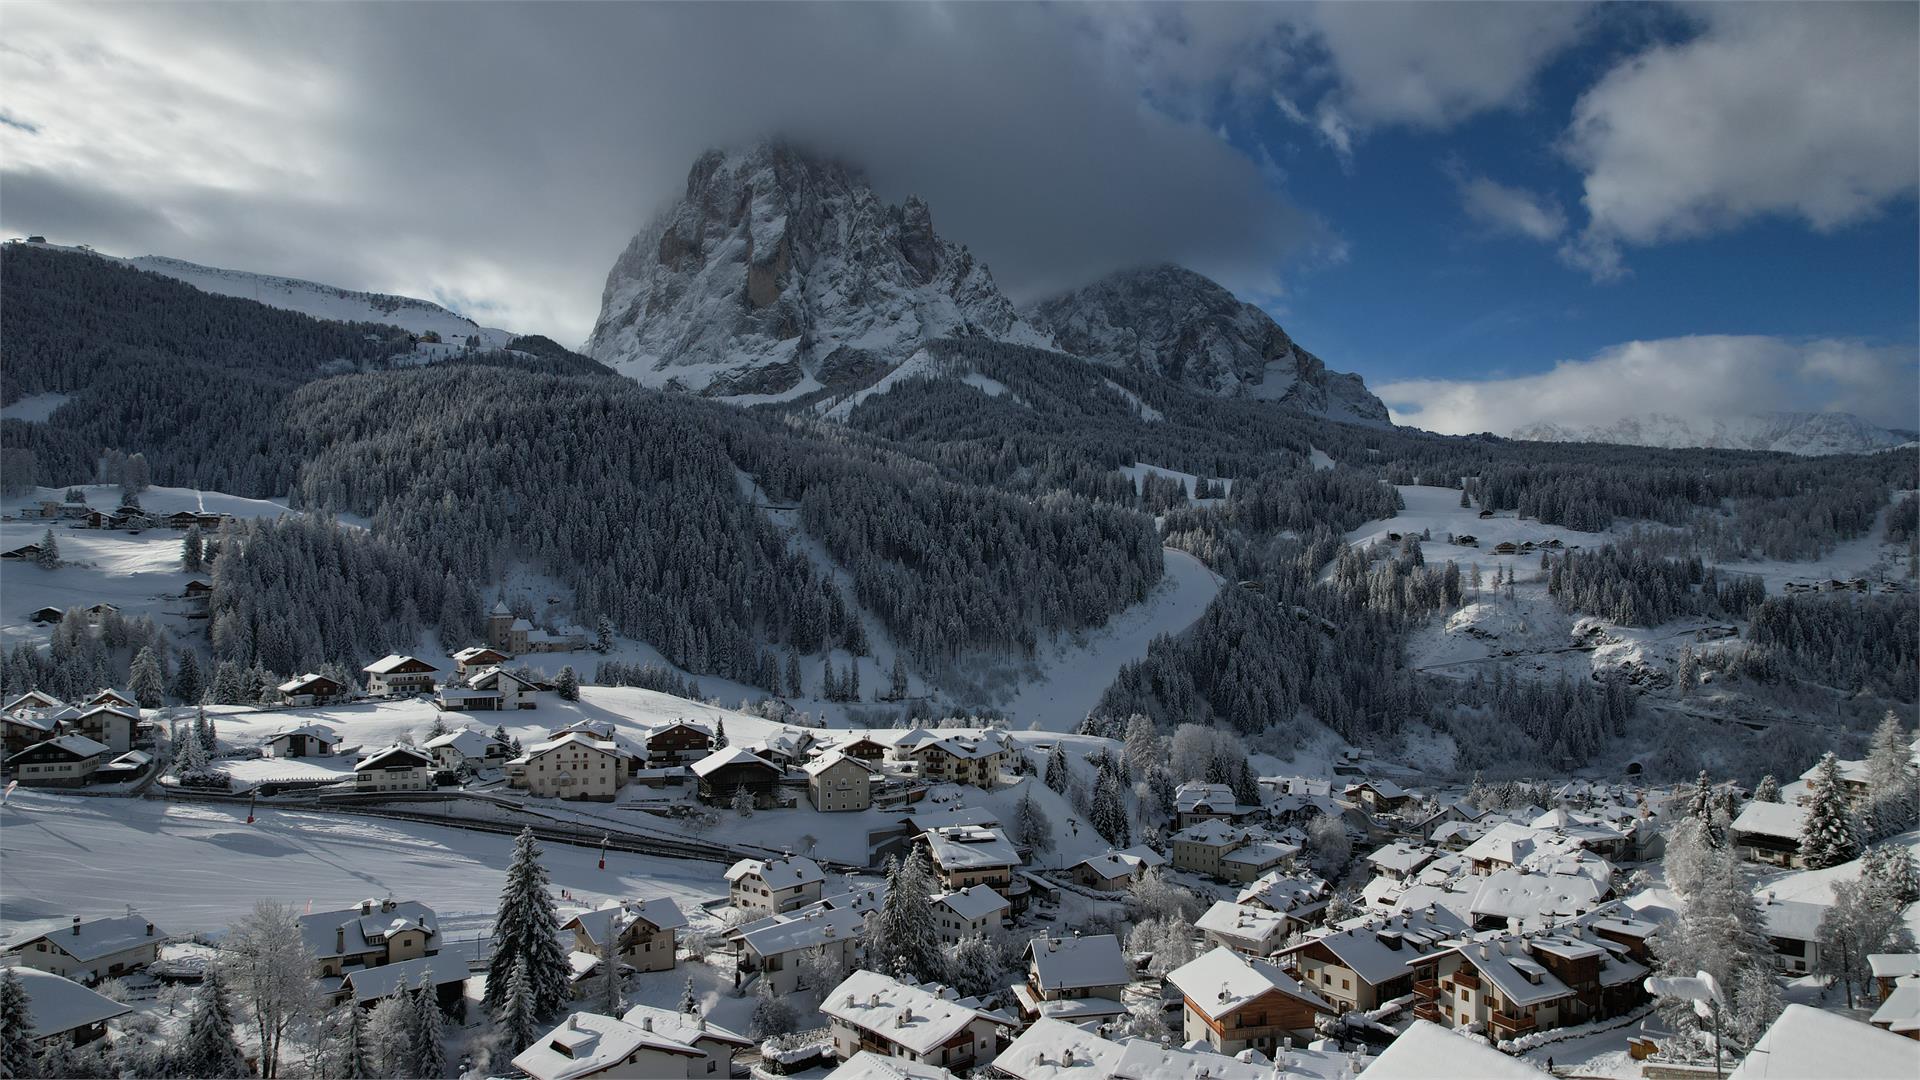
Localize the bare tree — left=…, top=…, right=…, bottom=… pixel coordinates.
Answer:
left=221, top=900, right=318, bottom=1078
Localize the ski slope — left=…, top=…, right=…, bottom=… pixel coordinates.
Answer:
left=1001, top=547, right=1222, bottom=731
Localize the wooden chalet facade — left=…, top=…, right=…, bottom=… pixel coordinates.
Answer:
left=691, top=747, right=783, bottom=808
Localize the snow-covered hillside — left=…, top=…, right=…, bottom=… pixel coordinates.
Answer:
left=0, top=392, right=69, bottom=423
left=1511, top=411, right=1914, bottom=456
left=587, top=141, right=1050, bottom=401
left=1025, top=264, right=1391, bottom=424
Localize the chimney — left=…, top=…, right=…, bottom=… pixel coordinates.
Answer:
left=361, top=899, right=373, bottom=914
left=146, top=923, right=154, bottom=936
left=337, top=927, right=345, bottom=952
left=641, top=1016, right=652, bottom=1032
left=71, top=917, right=80, bottom=936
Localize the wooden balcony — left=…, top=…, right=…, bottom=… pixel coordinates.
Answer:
left=1450, top=971, right=1480, bottom=991
left=1413, top=979, right=1439, bottom=1000
left=1490, top=1010, right=1536, bottom=1035
left=1412, top=1001, right=1442, bottom=1022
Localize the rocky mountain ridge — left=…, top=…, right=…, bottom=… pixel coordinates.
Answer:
left=1512, top=411, right=1914, bottom=456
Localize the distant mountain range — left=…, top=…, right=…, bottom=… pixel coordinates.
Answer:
left=1512, top=411, right=1916, bottom=456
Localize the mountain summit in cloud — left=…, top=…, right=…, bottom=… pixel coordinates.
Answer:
left=586, top=141, right=1048, bottom=398
left=1511, top=411, right=1914, bottom=456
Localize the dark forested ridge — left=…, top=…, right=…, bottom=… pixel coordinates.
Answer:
left=3, top=244, right=1913, bottom=776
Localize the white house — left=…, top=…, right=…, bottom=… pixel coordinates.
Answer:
left=4, top=913, right=165, bottom=983
left=732, top=904, right=863, bottom=996
left=436, top=665, right=541, bottom=712
left=1167, top=947, right=1333, bottom=1056
left=361, top=654, right=440, bottom=697
left=264, top=724, right=339, bottom=759
left=424, top=726, right=512, bottom=772
left=513, top=732, right=627, bottom=801
left=6, top=734, right=109, bottom=787
left=725, top=856, right=825, bottom=917
left=72, top=706, right=136, bottom=755
left=931, top=886, right=1010, bottom=945
left=804, top=750, right=875, bottom=812
left=822, top=970, right=1007, bottom=1074
left=353, top=745, right=436, bottom=791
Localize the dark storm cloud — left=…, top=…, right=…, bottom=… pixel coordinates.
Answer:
left=1, top=2, right=1324, bottom=341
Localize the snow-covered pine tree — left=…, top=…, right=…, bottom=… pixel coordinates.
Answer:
left=679, top=976, right=699, bottom=1016
left=339, top=1002, right=369, bottom=1080
left=1816, top=878, right=1915, bottom=1008
left=871, top=849, right=941, bottom=983
left=731, top=784, right=755, bottom=817
left=483, top=828, right=570, bottom=1022
left=1862, top=843, right=1920, bottom=905
left=592, top=940, right=625, bottom=1016
left=412, top=972, right=446, bottom=1079
left=494, top=958, right=542, bottom=1056
left=712, top=719, right=728, bottom=750
left=183, top=525, right=205, bottom=573
left=889, top=655, right=908, bottom=701
left=1729, top=959, right=1783, bottom=1048
left=196, top=706, right=218, bottom=756
left=1091, top=772, right=1131, bottom=847
left=595, top=616, right=614, bottom=653
left=130, top=645, right=165, bottom=708
left=556, top=666, right=579, bottom=702
left=171, top=650, right=203, bottom=705
left=1866, top=711, right=1918, bottom=837
left=1044, top=744, right=1070, bottom=794
left=176, top=966, right=249, bottom=1079
left=1013, top=788, right=1053, bottom=851
left=1801, top=752, right=1863, bottom=869
left=947, top=934, right=999, bottom=999
left=1753, top=774, right=1780, bottom=803
left=0, top=970, right=31, bottom=1080
left=367, top=988, right=413, bottom=1078
left=35, top=529, right=58, bottom=570
left=748, top=974, right=795, bottom=1039
left=784, top=652, right=802, bottom=698
left=1685, top=770, right=1713, bottom=821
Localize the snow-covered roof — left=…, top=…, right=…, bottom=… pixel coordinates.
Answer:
left=990, top=1017, right=1125, bottom=1080
left=692, top=745, right=781, bottom=777
left=362, top=653, right=437, bottom=674
left=423, top=727, right=504, bottom=757
left=1167, top=946, right=1332, bottom=1020
left=1868, top=953, right=1920, bottom=979
left=297, top=899, right=438, bottom=959
left=620, top=1003, right=750, bottom=1048
left=452, top=645, right=510, bottom=661
left=512, top=1011, right=704, bottom=1080
left=802, top=749, right=874, bottom=778
left=1726, top=1004, right=1915, bottom=1079
left=925, top=826, right=1020, bottom=871
left=1445, top=937, right=1576, bottom=1008
left=354, top=744, right=434, bottom=771
left=1358, top=1019, right=1548, bottom=1079
left=77, top=704, right=138, bottom=722
left=1730, top=801, right=1810, bottom=842
left=9, top=733, right=110, bottom=762
left=915, top=732, right=1008, bottom=761
left=1175, top=781, right=1238, bottom=812
left=10, top=968, right=131, bottom=1038
left=1797, top=757, right=1871, bottom=786
left=1757, top=895, right=1827, bottom=942
left=725, top=855, right=824, bottom=890
left=1459, top=821, right=1542, bottom=865
left=1348, top=778, right=1408, bottom=799
left=821, top=970, right=999, bottom=1056
left=826, top=1051, right=957, bottom=1080
left=1171, top=819, right=1245, bottom=847
left=1221, top=841, right=1299, bottom=867
left=1282, top=909, right=1463, bottom=986
left=1070, top=852, right=1149, bottom=881
left=1468, top=867, right=1605, bottom=927
left=470, top=665, right=541, bottom=690
left=934, top=885, right=1009, bottom=923
left=339, top=944, right=475, bottom=1002
left=736, top=905, right=863, bottom=957
left=1869, top=978, right=1920, bottom=1034
left=277, top=672, right=338, bottom=693
left=1027, top=934, right=1128, bottom=992
left=6, top=913, right=163, bottom=962
left=269, top=723, right=338, bottom=742
left=564, top=897, right=689, bottom=946
left=1237, top=870, right=1330, bottom=912
left=526, top=731, right=622, bottom=759
left=1366, top=842, right=1439, bottom=875
left=905, top=805, right=1002, bottom=833
left=1196, top=901, right=1289, bottom=948
left=3, top=691, right=66, bottom=713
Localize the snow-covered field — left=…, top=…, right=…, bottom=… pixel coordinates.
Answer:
left=1118, top=461, right=1233, bottom=506
left=0, top=393, right=69, bottom=423
left=1001, top=548, right=1221, bottom=731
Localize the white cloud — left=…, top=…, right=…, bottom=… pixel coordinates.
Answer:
left=1450, top=168, right=1567, bottom=241
left=1377, top=335, right=1920, bottom=434
left=1563, top=3, right=1919, bottom=278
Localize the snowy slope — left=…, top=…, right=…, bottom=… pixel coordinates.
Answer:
left=117, top=252, right=515, bottom=345
left=587, top=141, right=1052, bottom=400
left=1024, top=264, right=1391, bottom=424
left=1001, top=548, right=1223, bottom=731
left=1511, top=411, right=1914, bottom=456
left=0, top=393, right=69, bottom=423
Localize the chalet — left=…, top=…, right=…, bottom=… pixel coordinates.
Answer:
left=4, top=690, right=66, bottom=713
left=72, top=705, right=137, bottom=754
left=1795, top=755, right=1872, bottom=806
left=1454, top=534, right=1479, bottom=546
left=361, top=654, right=439, bottom=697
left=642, top=720, right=715, bottom=765
left=277, top=673, right=348, bottom=707
left=1236, top=871, right=1332, bottom=932
left=91, top=749, right=152, bottom=785
left=2, top=710, right=66, bottom=759
left=1345, top=779, right=1414, bottom=814
left=1869, top=979, right=1920, bottom=1040
left=1174, top=781, right=1251, bottom=829
left=353, top=744, right=436, bottom=791
left=6, top=734, right=108, bottom=786
left=183, top=580, right=212, bottom=601
left=1, top=542, right=44, bottom=560
left=1467, top=865, right=1608, bottom=931
left=747, top=728, right=817, bottom=768
left=264, top=723, right=339, bottom=759
left=831, top=735, right=890, bottom=762
left=1405, top=928, right=1648, bottom=1042
left=1169, top=819, right=1248, bottom=879
left=725, top=856, right=826, bottom=917
left=1168, top=947, right=1333, bottom=1055
left=1014, top=934, right=1130, bottom=1028
left=9, top=969, right=130, bottom=1048
left=1871, top=954, right=1920, bottom=1001
left=823, top=971, right=1006, bottom=1074
left=921, top=826, right=1020, bottom=892
left=80, top=689, right=136, bottom=712
left=732, top=904, right=862, bottom=996
left=564, top=898, right=687, bottom=975
left=1731, top=801, right=1810, bottom=868
left=1219, top=839, right=1301, bottom=883
left=435, top=665, right=539, bottom=711
left=626, top=1005, right=751, bottom=1078
left=1758, top=892, right=1826, bottom=975
left=1478, top=508, right=1494, bottom=519
left=512, top=732, right=625, bottom=801
left=910, top=732, right=1008, bottom=788
left=28, top=606, right=64, bottom=624
left=5, top=913, right=165, bottom=983
left=931, top=886, right=1009, bottom=945
left=297, top=897, right=439, bottom=980
left=334, top=945, right=474, bottom=1011
left=1366, top=842, right=1439, bottom=884
left=423, top=726, right=512, bottom=772
left=690, top=746, right=783, bottom=809
left=1196, top=901, right=1293, bottom=957
left=1278, top=908, right=1463, bottom=1013
left=804, top=750, right=875, bottom=812
left=450, top=646, right=513, bottom=676
left=82, top=604, right=118, bottom=626
left=890, top=729, right=942, bottom=760
left=512, top=1010, right=712, bottom=1080
left=994, top=1017, right=1355, bottom=1080
left=1067, top=845, right=1166, bottom=892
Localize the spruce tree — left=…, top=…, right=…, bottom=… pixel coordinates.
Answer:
left=367, top=988, right=412, bottom=1077
left=592, top=941, right=625, bottom=1017
left=494, top=958, right=542, bottom=1056
left=555, top=666, right=579, bottom=702
left=1044, top=744, right=1070, bottom=794
left=176, top=966, right=248, bottom=1079
left=130, top=645, right=165, bottom=708
left=35, top=529, right=57, bottom=570
left=484, top=828, right=570, bottom=1022
left=0, top=970, right=32, bottom=1080
left=1753, top=774, right=1780, bottom=803
left=183, top=525, right=205, bottom=573
left=411, top=973, right=446, bottom=1079
left=1865, top=711, right=1918, bottom=837
left=1801, top=752, right=1863, bottom=869
left=712, top=718, right=728, bottom=750
left=339, top=1002, right=369, bottom=1080
left=678, top=976, right=698, bottom=1016
left=1091, top=772, right=1131, bottom=847
left=889, top=655, right=909, bottom=701
left=1862, top=843, right=1920, bottom=905
left=871, top=849, right=941, bottom=983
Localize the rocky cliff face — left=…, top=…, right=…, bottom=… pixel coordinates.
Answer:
left=587, top=142, right=1048, bottom=398
left=1024, top=264, right=1390, bottom=424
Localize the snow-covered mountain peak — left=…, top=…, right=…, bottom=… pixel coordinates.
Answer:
left=586, top=140, right=1050, bottom=400
left=1023, top=262, right=1391, bottom=425
left=1510, top=411, right=1916, bottom=456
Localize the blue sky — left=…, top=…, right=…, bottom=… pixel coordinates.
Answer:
left=2, top=2, right=1914, bottom=432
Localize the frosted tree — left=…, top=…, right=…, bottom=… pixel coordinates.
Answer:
left=679, top=976, right=699, bottom=1015
left=1013, top=788, right=1053, bottom=852
left=171, top=718, right=211, bottom=781
left=35, top=528, right=58, bottom=570
left=411, top=973, right=446, bottom=1079
left=555, top=665, right=579, bottom=702
left=1752, top=774, right=1780, bottom=803
left=0, top=970, right=31, bottom=1080
left=367, top=988, right=413, bottom=1077
left=1685, top=770, right=1714, bottom=822
left=1800, top=752, right=1863, bottom=868
left=1862, top=843, right=1920, bottom=905
left=1651, top=840, right=1765, bottom=1039
left=1663, top=813, right=1718, bottom=900
left=712, top=718, right=728, bottom=750
left=1121, top=714, right=1159, bottom=780
left=1817, top=878, right=1915, bottom=1008
left=1044, top=744, right=1070, bottom=794
left=196, top=708, right=219, bottom=756
left=947, top=934, right=1000, bottom=999
left=889, top=655, right=909, bottom=701
left=1306, top=815, right=1351, bottom=876
left=222, top=900, right=317, bottom=1079
left=1090, top=772, right=1131, bottom=847
left=784, top=653, right=802, bottom=698
left=493, top=958, right=542, bottom=1056
left=731, top=784, right=755, bottom=818
left=748, top=975, right=795, bottom=1038
left=176, top=966, right=249, bottom=1079
left=870, top=849, right=941, bottom=983
left=183, top=525, right=205, bottom=573
left=1729, top=959, right=1783, bottom=1048
left=798, top=943, right=850, bottom=1001
left=483, top=828, right=569, bottom=1022
left=338, top=1002, right=369, bottom=1080
left=591, top=940, right=625, bottom=1017
left=595, top=616, right=614, bottom=653
left=1865, top=711, right=1918, bottom=837
left=130, top=645, right=165, bottom=708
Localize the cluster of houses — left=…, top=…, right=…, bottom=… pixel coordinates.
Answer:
left=1, top=689, right=152, bottom=788
left=10, top=496, right=233, bottom=534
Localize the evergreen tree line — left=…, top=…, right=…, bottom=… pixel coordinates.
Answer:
left=1431, top=667, right=1635, bottom=773
left=1745, top=594, right=1919, bottom=700
left=1547, top=546, right=1767, bottom=626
